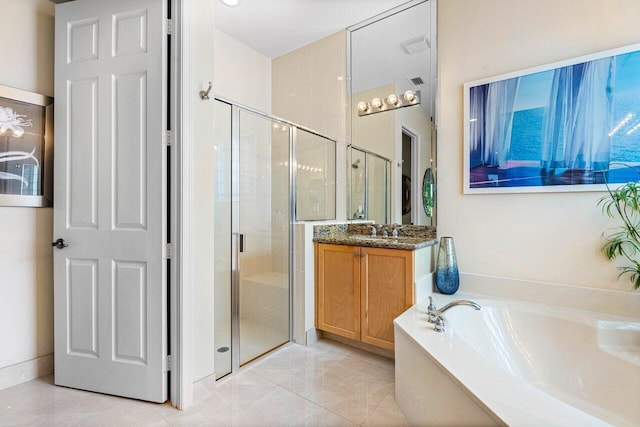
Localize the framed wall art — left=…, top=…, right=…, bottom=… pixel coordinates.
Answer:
left=464, top=43, right=640, bottom=194
left=0, top=84, right=53, bottom=207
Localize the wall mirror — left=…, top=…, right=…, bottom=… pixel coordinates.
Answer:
left=348, top=0, right=437, bottom=225
left=349, top=146, right=391, bottom=223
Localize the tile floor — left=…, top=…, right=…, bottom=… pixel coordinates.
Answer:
left=0, top=339, right=410, bottom=426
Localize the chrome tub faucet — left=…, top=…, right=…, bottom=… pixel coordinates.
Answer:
left=427, top=296, right=481, bottom=333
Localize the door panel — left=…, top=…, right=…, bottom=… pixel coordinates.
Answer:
left=361, top=247, right=414, bottom=350
left=53, top=0, right=167, bottom=402
left=316, top=243, right=361, bottom=340
left=67, top=78, right=98, bottom=228
left=237, top=109, right=290, bottom=366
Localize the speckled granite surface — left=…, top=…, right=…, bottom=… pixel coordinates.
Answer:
left=313, top=224, right=437, bottom=250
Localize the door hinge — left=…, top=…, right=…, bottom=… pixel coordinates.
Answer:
left=165, top=355, right=173, bottom=372
left=165, top=18, right=173, bottom=35
left=164, top=130, right=172, bottom=147
left=164, top=243, right=174, bottom=259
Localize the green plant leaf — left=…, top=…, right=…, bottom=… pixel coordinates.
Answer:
left=599, top=168, right=640, bottom=291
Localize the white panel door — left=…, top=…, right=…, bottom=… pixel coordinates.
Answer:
left=53, top=0, right=167, bottom=402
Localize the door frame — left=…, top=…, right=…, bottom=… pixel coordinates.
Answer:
left=171, top=0, right=217, bottom=409
left=171, top=0, right=193, bottom=409
left=400, top=125, right=420, bottom=225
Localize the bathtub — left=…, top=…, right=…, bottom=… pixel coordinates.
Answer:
left=394, top=284, right=640, bottom=426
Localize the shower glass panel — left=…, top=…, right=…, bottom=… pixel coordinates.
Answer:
left=213, top=100, right=232, bottom=379
left=348, top=146, right=390, bottom=223
left=213, top=97, right=335, bottom=379
left=367, top=154, right=390, bottom=223
left=237, top=109, right=290, bottom=366
left=295, top=130, right=336, bottom=221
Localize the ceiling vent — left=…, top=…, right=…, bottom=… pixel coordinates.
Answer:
left=409, top=76, right=425, bottom=86
left=402, top=35, right=430, bottom=55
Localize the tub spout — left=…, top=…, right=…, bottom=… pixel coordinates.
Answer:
left=428, top=299, right=481, bottom=333
left=430, top=299, right=481, bottom=317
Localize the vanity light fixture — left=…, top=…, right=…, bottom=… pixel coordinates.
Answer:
left=357, top=101, right=371, bottom=114
left=357, top=90, right=420, bottom=117
left=403, top=90, right=416, bottom=102
left=272, top=122, right=289, bottom=132
left=386, top=93, right=400, bottom=106
left=371, top=97, right=383, bottom=110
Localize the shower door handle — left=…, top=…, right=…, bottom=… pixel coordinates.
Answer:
left=239, top=234, right=245, bottom=253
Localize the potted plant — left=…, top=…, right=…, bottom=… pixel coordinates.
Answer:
left=598, top=170, right=640, bottom=290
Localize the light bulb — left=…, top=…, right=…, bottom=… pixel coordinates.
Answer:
left=371, top=98, right=383, bottom=109
left=357, top=101, right=369, bottom=113
left=403, top=90, right=415, bottom=102
left=387, top=94, right=399, bottom=106
left=220, top=0, right=239, bottom=6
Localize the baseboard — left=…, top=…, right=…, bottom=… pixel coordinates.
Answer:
left=320, top=331, right=395, bottom=360
left=304, top=328, right=320, bottom=346
left=0, top=354, right=54, bottom=391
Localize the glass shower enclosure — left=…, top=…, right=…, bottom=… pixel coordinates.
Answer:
left=349, top=146, right=391, bottom=223
left=213, top=98, right=336, bottom=378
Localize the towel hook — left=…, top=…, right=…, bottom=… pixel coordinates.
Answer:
left=199, top=81, right=213, bottom=100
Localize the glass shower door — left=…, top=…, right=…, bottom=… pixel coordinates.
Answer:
left=236, top=109, right=290, bottom=366
left=367, top=154, right=390, bottom=224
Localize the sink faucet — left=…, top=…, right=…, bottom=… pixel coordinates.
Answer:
left=427, top=296, right=481, bottom=333
left=368, top=225, right=377, bottom=236
left=377, top=224, right=388, bottom=237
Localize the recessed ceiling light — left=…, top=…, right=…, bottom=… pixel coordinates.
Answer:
left=220, top=0, right=239, bottom=6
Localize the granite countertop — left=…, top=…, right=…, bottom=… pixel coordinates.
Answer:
left=313, top=223, right=437, bottom=251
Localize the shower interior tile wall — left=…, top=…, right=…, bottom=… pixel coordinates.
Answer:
left=272, top=30, right=347, bottom=221
left=271, top=30, right=346, bottom=141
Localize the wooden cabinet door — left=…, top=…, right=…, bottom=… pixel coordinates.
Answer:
left=316, top=243, right=361, bottom=340
left=360, top=247, right=414, bottom=350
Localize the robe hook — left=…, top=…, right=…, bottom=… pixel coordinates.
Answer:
left=199, top=82, right=213, bottom=100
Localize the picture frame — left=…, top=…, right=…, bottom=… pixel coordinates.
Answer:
left=463, top=43, right=640, bottom=194
left=0, top=84, right=53, bottom=207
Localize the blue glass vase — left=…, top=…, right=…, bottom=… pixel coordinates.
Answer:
left=435, top=237, right=459, bottom=295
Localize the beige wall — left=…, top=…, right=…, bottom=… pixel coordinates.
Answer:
left=213, top=29, right=271, bottom=113
left=437, top=0, right=640, bottom=291
left=0, top=0, right=55, bottom=378
left=272, top=30, right=347, bottom=221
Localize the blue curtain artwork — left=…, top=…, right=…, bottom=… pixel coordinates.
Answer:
left=467, top=48, right=640, bottom=189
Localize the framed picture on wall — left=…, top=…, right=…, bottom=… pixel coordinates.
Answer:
left=463, top=43, right=640, bottom=194
left=0, top=84, right=53, bottom=207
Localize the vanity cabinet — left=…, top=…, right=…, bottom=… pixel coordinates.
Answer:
left=315, top=243, right=417, bottom=350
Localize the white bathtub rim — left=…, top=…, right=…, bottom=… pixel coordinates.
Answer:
left=394, top=295, right=614, bottom=427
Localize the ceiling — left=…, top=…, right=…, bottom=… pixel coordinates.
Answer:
left=215, top=0, right=433, bottom=115
left=214, top=0, right=411, bottom=59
